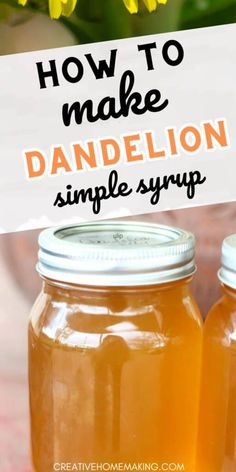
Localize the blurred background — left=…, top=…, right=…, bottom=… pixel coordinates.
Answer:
left=1, top=0, right=236, bottom=470
left=1, top=0, right=236, bottom=54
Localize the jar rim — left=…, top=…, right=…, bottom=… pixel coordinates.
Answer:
left=37, top=220, right=196, bottom=287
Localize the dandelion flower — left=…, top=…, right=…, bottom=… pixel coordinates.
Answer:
left=18, top=0, right=78, bottom=19
left=123, top=0, right=167, bottom=14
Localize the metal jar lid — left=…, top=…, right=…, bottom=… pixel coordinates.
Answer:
left=218, top=234, right=236, bottom=289
left=37, top=221, right=196, bottom=286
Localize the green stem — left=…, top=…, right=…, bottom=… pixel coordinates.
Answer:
left=101, top=0, right=133, bottom=41
left=55, top=0, right=133, bottom=44
left=134, top=0, right=184, bottom=36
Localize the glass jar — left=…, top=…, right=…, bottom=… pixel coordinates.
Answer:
left=29, top=221, right=202, bottom=472
left=197, top=234, right=236, bottom=472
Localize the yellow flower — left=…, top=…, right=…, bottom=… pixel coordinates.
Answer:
left=18, top=0, right=78, bottom=19
left=123, top=0, right=167, bottom=14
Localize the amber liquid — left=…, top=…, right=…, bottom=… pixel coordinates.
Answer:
left=197, top=286, right=236, bottom=472
left=29, top=281, right=202, bottom=472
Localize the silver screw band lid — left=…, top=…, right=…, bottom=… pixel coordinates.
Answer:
left=218, top=234, right=236, bottom=289
left=37, top=221, right=196, bottom=287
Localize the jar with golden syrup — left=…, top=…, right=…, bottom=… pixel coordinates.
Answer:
left=29, top=221, right=202, bottom=472
left=197, top=234, right=236, bottom=472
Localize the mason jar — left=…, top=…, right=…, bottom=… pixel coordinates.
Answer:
left=197, top=234, right=236, bottom=472
left=28, top=221, right=203, bottom=472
